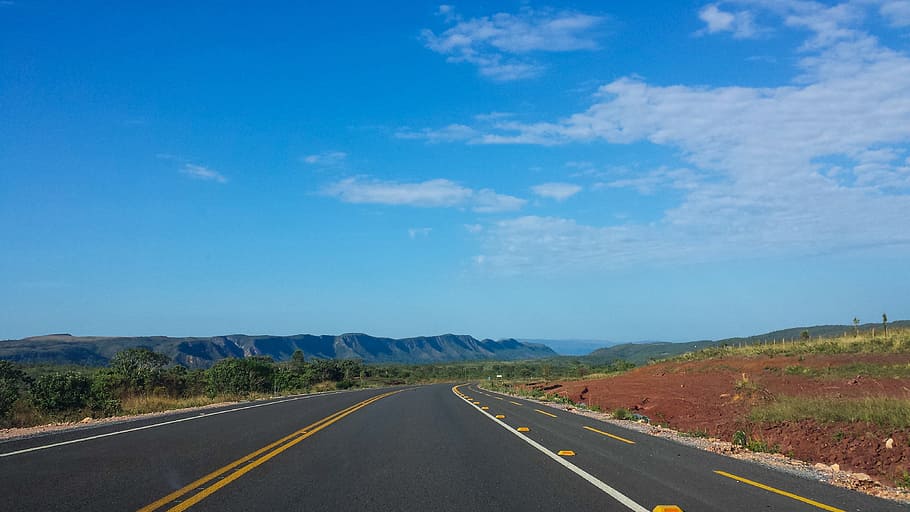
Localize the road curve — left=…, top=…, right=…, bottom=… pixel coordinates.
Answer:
left=0, top=383, right=900, bottom=511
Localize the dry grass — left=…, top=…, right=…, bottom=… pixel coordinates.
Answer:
left=750, top=396, right=910, bottom=428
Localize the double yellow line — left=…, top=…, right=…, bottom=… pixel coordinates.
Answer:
left=138, top=389, right=401, bottom=512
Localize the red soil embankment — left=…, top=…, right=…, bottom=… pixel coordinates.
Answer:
left=532, top=353, right=910, bottom=485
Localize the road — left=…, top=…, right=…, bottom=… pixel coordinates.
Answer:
left=0, top=383, right=901, bottom=511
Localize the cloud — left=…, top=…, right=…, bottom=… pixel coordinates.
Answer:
left=408, top=227, right=433, bottom=239
left=697, top=4, right=762, bottom=39
left=395, top=124, right=478, bottom=143
left=438, top=2, right=910, bottom=272
left=303, top=151, right=347, bottom=167
left=880, top=0, right=910, bottom=27
left=421, top=6, right=606, bottom=81
left=596, top=167, right=701, bottom=195
left=181, top=164, right=227, bottom=183
left=531, top=182, right=582, bottom=201
left=464, top=223, right=484, bottom=233
left=324, top=177, right=525, bottom=212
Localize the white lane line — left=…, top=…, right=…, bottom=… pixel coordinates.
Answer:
left=0, top=391, right=347, bottom=458
left=454, top=387, right=649, bottom=512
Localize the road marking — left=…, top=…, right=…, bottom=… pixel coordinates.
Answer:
left=481, top=406, right=489, bottom=410
left=557, top=450, right=576, bottom=456
left=138, top=390, right=401, bottom=512
left=495, top=415, right=505, bottom=419
left=534, top=408, right=557, bottom=418
left=509, top=401, right=522, bottom=406
left=494, top=397, right=503, bottom=400
left=583, top=426, right=636, bottom=445
left=0, top=391, right=346, bottom=458
left=517, top=427, right=530, bottom=432
left=713, top=470, right=844, bottom=512
left=452, top=385, right=649, bottom=512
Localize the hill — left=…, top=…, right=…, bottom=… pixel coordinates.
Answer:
left=0, top=333, right=557, bottom=368
left=585, top=320, right=909, bottom=365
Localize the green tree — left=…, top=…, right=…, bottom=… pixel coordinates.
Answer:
left=205, top=357, right=276, bottom=397
left=883, top=313, right=888, bottom=335
left=800, top=330, right=810, bottom=341
left=853, top=317, right=860, bottom=337
left=30, top=372, right=93, bottom=415
left=109, top=348, right=171, bottom=392
left=0, top=361, right=29, bottom=420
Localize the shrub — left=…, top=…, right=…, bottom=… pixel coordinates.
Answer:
left=30, top=372, right=93, bottom=415
left=732, top=430, right=748, bottom=447
left=0, top=361, right=28, bottom=419
left=613, top=407, right=631, bottom=420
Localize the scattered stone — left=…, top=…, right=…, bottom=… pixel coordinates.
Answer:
left=831, top=463, right=840, bottom=472
left=886, top=438, right=894, bottom=449
left=80, top=417, right=92, bottom=424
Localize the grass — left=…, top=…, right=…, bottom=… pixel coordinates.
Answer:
left=671, top=328, right=910, bottom=363
left=750, top=396, right=910, bottom=428
left=119, top=394, right=240, bottom=415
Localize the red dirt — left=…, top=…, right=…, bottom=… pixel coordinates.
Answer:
left=531, top=353, right=910, bottom=486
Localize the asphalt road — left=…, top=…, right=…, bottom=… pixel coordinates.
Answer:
left=0, top=383, right=902, bottom=511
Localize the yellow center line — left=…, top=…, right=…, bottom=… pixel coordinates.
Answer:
left=713, top=470, right=845, bottom=512
left=534, top=408, right=557, bottom=418
left=138, top=390, right=401, bottom=512
left=582, top=426, right=635, bottom=445
left=509, top=401, right=522, bottom=406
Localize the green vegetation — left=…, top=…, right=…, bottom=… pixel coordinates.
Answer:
left=750, top=396, right=910, bottom=428
left=670, top=327, right=910, bottom=363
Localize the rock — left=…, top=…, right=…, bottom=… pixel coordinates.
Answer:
left=80, top=417, right=92, bottom=424
left=831, top=463, right=839, bottom=472
left=852, top=473, right=872, bottom=481
left=885, top=438, right=894, bottom=449
left=814, top=463, right=829, bottom=471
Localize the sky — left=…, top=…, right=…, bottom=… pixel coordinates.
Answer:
left=2, top=1, right=909, bottom=347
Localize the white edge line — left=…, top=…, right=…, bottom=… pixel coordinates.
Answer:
left=455, top=385, right=649, bottom=512
left=0, top=390, right=347, bottom=458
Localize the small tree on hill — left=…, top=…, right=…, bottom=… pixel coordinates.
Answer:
left=883, top=313, right=888, bottom=336
left=853, top=317, right=860, bottom=337
left=800, top=330, right=810, bottom=341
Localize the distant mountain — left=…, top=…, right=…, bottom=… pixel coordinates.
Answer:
left=0, top=333, right=557, bottom=368
left=585, top=320, right=909, bottom=365
left=520, top=338, right=616, bottom=356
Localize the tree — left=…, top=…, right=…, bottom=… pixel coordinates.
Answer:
left=883, top=313, right=888, bottom=336
left=800, top=330, right=810, bottom=341
left=30, top=372, right=93, bottom=415
left=109, top=348, right=171, bottom=392
left=0, top=361, right=28, bottom=420
left=853, top=317, right=860, bottom=337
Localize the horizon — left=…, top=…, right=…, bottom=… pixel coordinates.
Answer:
left=2, top=1, right=908, bottom=341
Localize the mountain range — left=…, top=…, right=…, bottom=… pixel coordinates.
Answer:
left=0, top=333, right=557, bottom=368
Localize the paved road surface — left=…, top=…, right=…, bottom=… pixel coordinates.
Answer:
left=0, top=383, right=901, bottom=511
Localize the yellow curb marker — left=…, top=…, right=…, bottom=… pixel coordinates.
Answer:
left=481, top=406, right=489, bottom=410
left=557, top=450, right=575, bottom=456
left=713, top=470, right=844, bottom=512
left=653, top=506, right=683, bottom=512
left=583, top=426, right=636, bottom=445
left=495, top=415, right=505, bottom=419
left=517, top=427, right=530, bottom=432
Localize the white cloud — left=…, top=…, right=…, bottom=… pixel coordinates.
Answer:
left=473, top=188, right=527, bottom=212
left=441, top=2, right=910, bottom=272
left=324, top=177, right=525, bottom=213
left=181, top=164, right=227, bottom=183
left=880, top=0, right=910, bottom=27
left=421, top=6, right=606, bottom=81
left=325, top=177, right=471, bottom=207
left=303, top=151, right=347, bottom=167
left=395, top=124, right=478, bottom=143
left=408, top=227, right=433, bottom=239
left=531, top=182, right=582, bottom=201
left=698, top=4, right=761, bottom=38
left=464, top=223, right=484, bottom=233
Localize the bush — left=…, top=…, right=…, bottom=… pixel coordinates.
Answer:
left=613, top=407, right=631, bottom=420
left=30, top=372, right=93, bottom=415
left=205, top=357, right=276, bottom=397
left=0, top=361, right=29, bottom=419
left=732, top=430, right=748, bottom=447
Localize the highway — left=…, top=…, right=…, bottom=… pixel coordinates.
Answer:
left=0, top=383, right=900, bottom=511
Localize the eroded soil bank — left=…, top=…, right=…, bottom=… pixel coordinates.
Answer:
left=524, top=353, right=910, bottom=487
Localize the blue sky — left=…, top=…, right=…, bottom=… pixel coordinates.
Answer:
left=2, top=1, right=909, bottom=347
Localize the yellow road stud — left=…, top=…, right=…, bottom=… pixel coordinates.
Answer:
left=517, top=427, right=530, bottom=432
left=557, top=450, right=575, bottom=456
left=473, top=401, right=481, bottom=404
left=652, top=507, right=683, bottom=512
left=495, top=414, right=505, bottom=419
left=481, top=406, right=489, bottom=410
